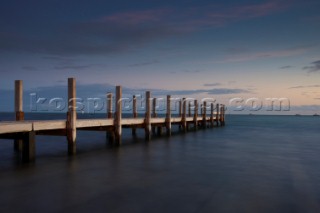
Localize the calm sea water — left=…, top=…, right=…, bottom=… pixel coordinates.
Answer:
left=0, top=113, right=320, bottom=213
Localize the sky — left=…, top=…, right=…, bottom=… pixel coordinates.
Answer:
left=0, top=0, right=320, bottom=114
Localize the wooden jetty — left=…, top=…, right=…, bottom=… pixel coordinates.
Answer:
left=0, top=78, right=226, bottom=162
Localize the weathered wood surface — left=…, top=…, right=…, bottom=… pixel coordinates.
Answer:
left=0, top=116, right=219, bottom=134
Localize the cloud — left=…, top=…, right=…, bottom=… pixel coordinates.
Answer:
left=280, top=65, right=293, bottom=69
left=192, top=1, right=286, bottom=28
left=128, top=60, right=160, bottom=67
left=54, top=64, right=102, bottom=70
left=203, top=83, right=222, bottom=87
left=289, top=85, right=320, bottom=89
left=290, top=105, right=320, bottom=112
left=218, top=45, right=312, bottom=63
left=303, top=60, right=320, bottom=73
left=100, top=9, right=171, bottom=25
left=183, top=69, right=201, bottom=73
left=21, top=66, right=38, bottom=71
left=302, top=15, right=320, bottom=22
left=160, top=88, right=252, bottom=96
left=0, top=2, right=290, bottom=56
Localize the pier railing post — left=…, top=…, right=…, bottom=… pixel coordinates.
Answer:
left=188, top=102, right=191, bottom=117
left=132, top=95, right=137, bottom=136
left=145, top=91, right=151, bottom=141
left=166, top=95, right=171, bottom=136
left=107, top=93, right=115, bottom=143
left=115, top=86, right=122, bottom=145
left=193, top=100, right=198, bottom=130
left=67, top=78, right=77, bottom=155
left=14, top=80, right=24, bottom=152
left=202, top=101, right=207, bottom=128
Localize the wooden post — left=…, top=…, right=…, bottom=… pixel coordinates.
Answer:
left=186, top=100, right=191, bottom=131
left=216, top=103, right=220, bottom=126
left=115, top=86, right=122, bottom=145
left=132, top=95, right=137, bottom=136
left=67, top=78, right=77, bottom=155
left=14, top=80, right=24, bottom=152
left=22, top=131, right=35, bottom=162
left=107, top=93, right=113, bottom=118
left=202, top=101, right=207, bottom=128
left=107, top=93, right=115, bottom=143
left=193, top=100, right=198, bottom=130
left=182, top=98, right=187, bottom=132
left=166, top=95, right=171, bottom=136
left=145, top=91, right=151, bottom=141
left=178, top=99, right=182, bottom=130
left=220, top=104, right=225, bottom=126
left=223, top=104, right=226, bottom=126
left=152, top=98, right=156, bottom=135
left=153, top=98, right=162, bottom=136
left=157, top=125, right=162, bottom=136
left=210, top=103, right=214, bottom=127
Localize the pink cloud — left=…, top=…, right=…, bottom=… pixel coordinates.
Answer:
left=97, top=1, right=288, bottom=28
left=192, top=1, right=287, bottom=27
left=88, top=1, right=291, bottom=37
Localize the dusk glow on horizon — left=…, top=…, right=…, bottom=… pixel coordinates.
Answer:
left=0, top=0, right=319, bottom=114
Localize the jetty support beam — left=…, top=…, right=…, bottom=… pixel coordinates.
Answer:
left=145, top=91, right=151, bottom=141
left=166, top=95, right=171, bottom=136
left=115, top=86, right=122, bottom=145
left=14, top=80, right=24, bottom=152
left=67, top=78, right=77, bottom=155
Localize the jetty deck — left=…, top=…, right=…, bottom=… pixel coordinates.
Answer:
left=0, top=78, right=225, bottom=162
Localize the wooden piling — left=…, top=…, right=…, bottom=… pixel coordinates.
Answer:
left=202, top=101, right=207, bottom=128
left=145, top=91, right=151, bottom=141
left=152, top=98, right=156, bottom=135
left=153, top=98, right=162, bottom=136
left=186, top=100, right=191, bottom=131
left=67, top=78, right=77, bottom=155
left=216, top=103, right=220, bottom=126
left=22, top=131, right=35, bottom=162
left=220, top=104, right=225, bottom=126
left=193, top=100, right=198, bottom=130
left=182, top=98, right=187, bottom=132
left=166, top=95, right=171, bottom=136
left=107, top=93, right=113, bottom=118
left=107, top=93, right=115, bottom=143
left=132, top=95, right=137, bottom=136
left=115, top=86, right=122, bottom=145
left=14, top=80, right=24, bottom=152
left=210, top=103, right=214, bottom=127
left=178, top=99, right=182, bottom=130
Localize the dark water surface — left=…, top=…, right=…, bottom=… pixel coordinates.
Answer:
left=0, top=114, right=320, bottom=213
